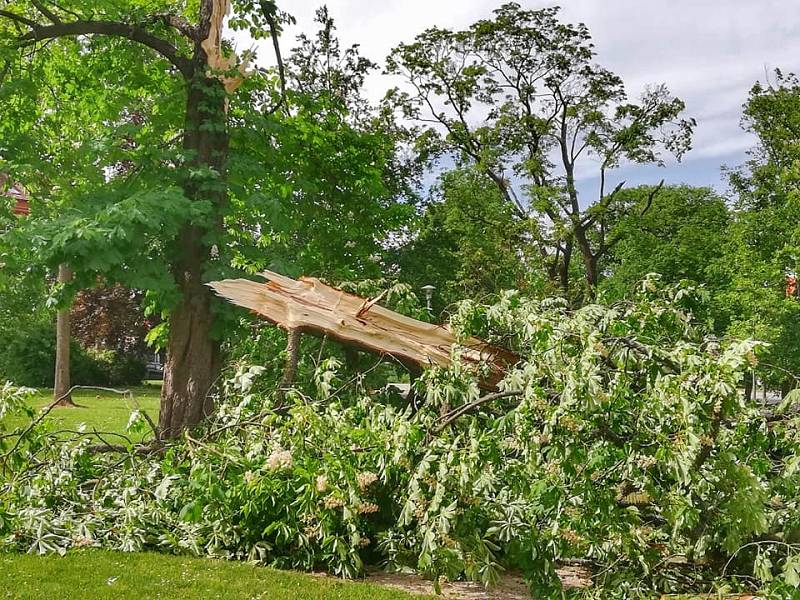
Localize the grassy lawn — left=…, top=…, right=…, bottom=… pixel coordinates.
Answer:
left=3, top=384, right=161, bottom=440
left=0, top=551, right=430, bottom=600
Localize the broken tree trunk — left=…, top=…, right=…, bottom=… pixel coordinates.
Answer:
left=208, top=271, right=516, bottom=389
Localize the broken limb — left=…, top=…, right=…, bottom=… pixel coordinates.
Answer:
left=208, top=271, right=517, bottom=389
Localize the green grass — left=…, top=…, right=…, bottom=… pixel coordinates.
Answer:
left=3, top=384, right=161, bottom=440
left=0, top=551, right=430, bottom=599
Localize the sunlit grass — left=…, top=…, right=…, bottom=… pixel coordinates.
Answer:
left=1, top=550, right=431, bottom=600
left=3, top=384, right=161, bottom=441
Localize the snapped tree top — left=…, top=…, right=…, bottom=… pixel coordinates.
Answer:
left=209, top=270, right=516, bottom=388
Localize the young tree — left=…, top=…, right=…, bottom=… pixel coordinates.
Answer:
left=387, top=3, right=694, bottom=297
left=53, top=263, right=74, bottom=405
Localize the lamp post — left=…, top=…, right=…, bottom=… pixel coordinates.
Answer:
left=421, top=284, right=436, bottom=313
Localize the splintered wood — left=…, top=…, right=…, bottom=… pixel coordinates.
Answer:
left=201, top=0, right=251, bottom=94
left=208, top=271, right=516, bottom=388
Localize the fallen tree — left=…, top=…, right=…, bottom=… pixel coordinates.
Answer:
left=208, top=270, right=517, bottom=388
left=3, top=279, right=799, bottom=598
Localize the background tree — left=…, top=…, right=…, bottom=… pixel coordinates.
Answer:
left=392, top=167, right=539, bottom=315
left=52, top=264, right=73, bottom=405
left=599, top=185, right=730, bottom=305
left=71, top=285, right=151, bottom=357
left=716, top=71, right=800, bottom=394
left=387, top=3, right=694, bottom=297
left=226, top=7, right=417, bottom=282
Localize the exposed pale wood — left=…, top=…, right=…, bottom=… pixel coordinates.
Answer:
left=200, top=0, right=251, bottom=93
left=208, top=271, right=516, bottom=388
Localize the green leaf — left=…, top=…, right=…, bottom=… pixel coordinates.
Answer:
left=784, top=554, right=800, bottom=588
left=754, top=549, right=774, bottom=583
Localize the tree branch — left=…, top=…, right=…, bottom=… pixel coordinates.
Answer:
left=606, top=336, right=681, bottom=374
left=435, top=390, right=522, bottom=432
left=584, top=180, right=625, bottom=228
left=14, top=19, right=192, bottom=78
left=0, top=9, right=38, bottom=28
left=30, top=0, right=61, bottom=24
left=639, top=179, right=664, bottom=217
left=261, top=1, right=288, bottom=115
left=147, top=13, right=198, bottom=40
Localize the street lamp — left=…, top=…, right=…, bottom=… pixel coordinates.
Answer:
left=421, top=284, right=436, bottom=312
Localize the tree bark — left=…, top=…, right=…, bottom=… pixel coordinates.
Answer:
left=53, top=264, right=76, bottom=406
left=558, top=240, right=572, bottom=295
left=159, top=269, right=220, bottom=437
left=743, top=372, right=754, bottom=402
left=573, top=223, right=599, bottom=294
left=158, top=16, right=229, bottom=436
left=277, top=328, right=301, bottom=401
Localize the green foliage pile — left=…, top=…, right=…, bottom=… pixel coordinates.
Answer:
left=2, top=282, right=798, bottom=598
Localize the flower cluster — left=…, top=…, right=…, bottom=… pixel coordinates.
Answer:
left=266, top=448, right=292, bottom=470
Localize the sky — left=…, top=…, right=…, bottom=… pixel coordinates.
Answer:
left=243, top=0, right=800, bottom=198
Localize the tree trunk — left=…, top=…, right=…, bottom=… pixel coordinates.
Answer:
left=159, top=265, right=220, bottom=437
left=558, top=240, right=572, bottom=295
left=743, top=372, right=754, bottom=402
left=53, top=264, right=76, bottom=406
left=158, top=62, right=229, bottom=436
left=573, top=224, right=599, bottom=295
left=276, top=328, right=301, bottom=401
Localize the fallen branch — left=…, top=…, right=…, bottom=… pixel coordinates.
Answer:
left=209, top=271, right=517, bottom=389
left=434, top=390, right=522, bottom=432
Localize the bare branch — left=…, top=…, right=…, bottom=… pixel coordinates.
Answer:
left=639, top=179, right=664, bottom=217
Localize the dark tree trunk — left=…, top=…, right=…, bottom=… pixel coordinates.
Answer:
left=158, top=57, right=229, bottom=436
left=53, top=264, right=76, bottom=407
left=744, top=372, right=754, bottom=402
left=159, top=229, right=221, bottom=436
left=558, top=240, right=572, bottom=295
left=573, top=225, right=599, bottom=295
